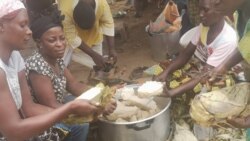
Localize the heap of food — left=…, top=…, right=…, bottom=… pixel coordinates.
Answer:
left=63, top=83, right=115, bottom=124
left=168, top=68, right=191, bottom=89
left=144, top=58, right=238, bottom=96
left=165, top=60, right=236, bottom=94
left=190, top=83, right=250, bottom=127
left=105, top=81, right=164, bottom=122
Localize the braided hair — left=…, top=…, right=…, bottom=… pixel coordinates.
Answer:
left=29, top=5, right=64, bottom=40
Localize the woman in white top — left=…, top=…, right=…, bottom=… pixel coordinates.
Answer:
left=156, top=0, right=237, bottom=97
left=0, top=0, right=103, bottom=140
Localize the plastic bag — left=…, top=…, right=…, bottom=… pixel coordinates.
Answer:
left=164, top=0, right=180, bottom=24
left=147, top=0, right=181, bottom=34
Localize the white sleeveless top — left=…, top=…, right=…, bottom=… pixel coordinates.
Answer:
left=0, top=51, right=25, bottom=109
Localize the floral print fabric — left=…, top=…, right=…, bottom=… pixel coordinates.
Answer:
left=26, top=52, right=67, bottom=103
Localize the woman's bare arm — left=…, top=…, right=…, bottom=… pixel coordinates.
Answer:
left=0, top=70, right=71, bottom=140
left=65, top=68, right=88, bottom=96
left=0, top=70, right=98, bottom=140
left=26, top=71, right=62, bottom=109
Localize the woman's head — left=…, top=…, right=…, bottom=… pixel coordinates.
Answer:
left=38, top=26, right=66, bottom=59
left=30, top=6, right=66, bottom=59
left=0, top=0, right=31, bottom=50
left=199, top=0, right=224, bottom=26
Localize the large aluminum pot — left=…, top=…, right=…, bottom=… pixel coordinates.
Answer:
left=98, top=97, right=171, bottom=141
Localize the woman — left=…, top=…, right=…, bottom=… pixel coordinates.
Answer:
left=25, top=3, right=116, bottom=115
left=26, top=5, right=90, bottom=109
left=156, top=0, right=237, bottom=97
left=209, top=0, right=250, bottom=137
left=0, top=0, right=101, bottom=140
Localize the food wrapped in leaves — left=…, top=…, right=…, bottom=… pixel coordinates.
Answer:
left=190, top=83, right=250, bottom=127
left=63, top=83, right=115, bottom=125
left=183, top=63, right=192, bottom=71
left=193, top=83, right=202, bottom=94
left=173, top=70, right=182, bottom=79
left=169, top=80, right=180, bottom=89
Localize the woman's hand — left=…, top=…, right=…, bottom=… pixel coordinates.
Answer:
left=69, top=100, right=100, bottom=116
left=154, top=71, right=168, bottom=82
left=103, top=99, right=117, bottom=116
left=227, top=116, right=250, bottom=128
left=109, top=49, right=118, bottom=64
left=161, top=85, right=172, bottom=97
left=208, top=65, right=227, bottom=82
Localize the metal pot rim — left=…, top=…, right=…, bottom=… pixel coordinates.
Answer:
left=99, top=98, right=171, bottom=125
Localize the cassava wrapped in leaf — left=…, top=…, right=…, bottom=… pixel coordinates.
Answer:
left=63, top=83, right=115, bottom=125
left=190, top=83, right=250, bottom=127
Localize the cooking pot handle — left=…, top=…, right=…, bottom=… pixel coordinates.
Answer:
left=126, top=119, right=154, bottom=131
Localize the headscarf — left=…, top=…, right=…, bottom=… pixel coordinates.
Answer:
left=0, top=0, right=25, bottom=19
left=30, top=5, right=64, bottom=40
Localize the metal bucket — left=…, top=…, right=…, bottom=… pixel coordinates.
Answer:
left=148, top=31, right=180, bottom=62
left=98, top=97, right=171, bottom=141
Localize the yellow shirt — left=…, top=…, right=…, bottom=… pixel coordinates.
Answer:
left=58, top=0, right=114, bottom=48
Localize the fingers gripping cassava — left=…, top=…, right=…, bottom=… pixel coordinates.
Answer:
left=190, top=83, right=250, bottom=127
left=63, top=83, right=115, bottom=124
